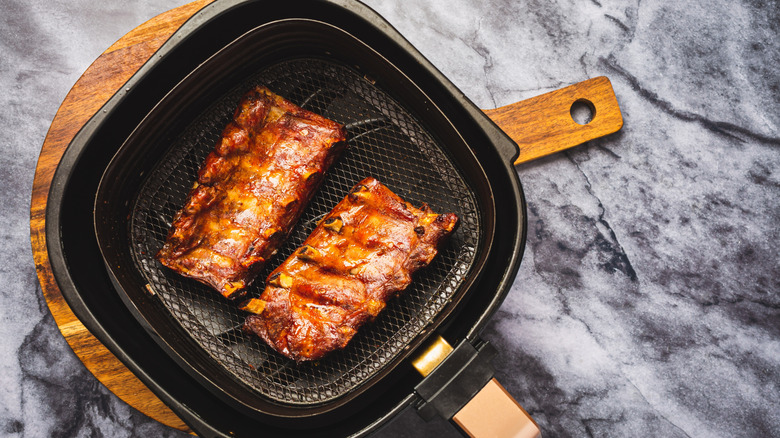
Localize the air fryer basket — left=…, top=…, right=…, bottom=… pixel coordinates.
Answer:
left=130, top=56, right=482, bottom=406
left=92, top=15, right=518, bottom=423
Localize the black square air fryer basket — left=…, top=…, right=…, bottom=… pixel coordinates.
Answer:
left=46, top=1, right=527, bottom=436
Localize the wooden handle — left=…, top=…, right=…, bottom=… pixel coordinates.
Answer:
left=483, top=76, right=623, bottom=165
left=453, top=378, right=541, bottom=438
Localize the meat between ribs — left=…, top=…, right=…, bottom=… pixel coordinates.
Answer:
left=242, top=177, right=459, bottom=361
left=156, top=86, right=347, bottom=299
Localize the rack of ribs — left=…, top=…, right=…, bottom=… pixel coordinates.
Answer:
left=242, top=177, right=459, bottom=361
left=156, top=86, right=347, bottom=299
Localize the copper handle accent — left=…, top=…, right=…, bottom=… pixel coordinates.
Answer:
left=483, top=76, right=623, bottom=165
left=413, top=336, right=542, bottom=438
left=453, top=378, right=541, bottom=438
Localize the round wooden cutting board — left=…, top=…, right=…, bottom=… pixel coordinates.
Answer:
left=30, top=0, right=621, bottom=434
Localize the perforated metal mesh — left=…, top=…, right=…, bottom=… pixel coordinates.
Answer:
left=130, top=58, right=481, bottom=405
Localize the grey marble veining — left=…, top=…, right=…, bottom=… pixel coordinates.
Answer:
left=1, top=0, right=777, bottom=437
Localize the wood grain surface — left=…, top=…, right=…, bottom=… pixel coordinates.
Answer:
left=29, top=0, right=621, bottom=433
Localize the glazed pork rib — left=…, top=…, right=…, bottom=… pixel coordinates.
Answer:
left=242, top=177, right=459, bottom=361
left=156, top=86, right=347, bottom=299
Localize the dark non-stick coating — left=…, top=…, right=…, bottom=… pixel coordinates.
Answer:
left=50, top=0, right=526, bottom=434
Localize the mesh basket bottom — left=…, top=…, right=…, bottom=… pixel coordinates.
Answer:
left=131, top=57, right=481, bottom=405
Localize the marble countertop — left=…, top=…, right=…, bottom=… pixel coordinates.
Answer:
left=3, top=0, right=778, bottom=436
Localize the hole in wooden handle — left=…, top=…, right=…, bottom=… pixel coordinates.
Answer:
left=453, top=378, right=541, bottom=438
left=570, top=98, right=596, bottom=125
